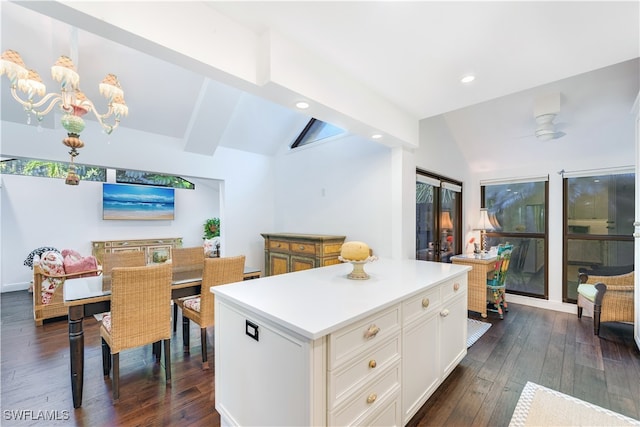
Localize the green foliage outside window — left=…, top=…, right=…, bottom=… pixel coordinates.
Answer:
left=1, top=158, right=195, bottom=190
left=0, top=158, right=106, bottom=181
left=116, top=170, right=194, bottom=189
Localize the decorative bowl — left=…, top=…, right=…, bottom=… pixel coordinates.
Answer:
left=339, top=255, right=378, bottom=280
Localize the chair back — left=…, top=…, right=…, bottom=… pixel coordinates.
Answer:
left=488, top=244, right=513, bottom=287
left=200, top=255, right=245, bottom=328
left=102, top=251, right=146, bottom=278
left=171, top=247, right=205, bottom=272
left=108, top=263, right=172, bottom=353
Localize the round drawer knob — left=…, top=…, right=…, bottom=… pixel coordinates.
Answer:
left=422, top=298, right=430, bottom=308
left=369, top=360, right=377, bottom=369
left=299, top=245, right=305, bottom=250
left=367, top=393, right=377, bottom=404
left=453, top=282, right=460, bottom=291
left=440, top=309, right=450, bottom=317
left=364, top=325, right=380, bottom=339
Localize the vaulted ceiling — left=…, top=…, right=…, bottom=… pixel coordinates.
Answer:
left=1, top=1, right=639, bottom=162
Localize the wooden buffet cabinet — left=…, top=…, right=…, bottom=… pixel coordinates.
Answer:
left=261, top=233, right=346, bottom=276
left=91, top=237, right=183, bottom=266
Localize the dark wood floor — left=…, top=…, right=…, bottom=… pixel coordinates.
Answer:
left=2, top=290, right=639, bottom=426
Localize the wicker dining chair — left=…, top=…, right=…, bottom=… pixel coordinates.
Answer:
left=177, top=255, right=245, bottom=369
left=100, top=263, right=173, bottom=403
left=101, top=251, right=146, bottom=278
left=171, top=247, right=205, bottom=332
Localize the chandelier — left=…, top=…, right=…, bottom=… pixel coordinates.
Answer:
left=0, top=49, right=128, bottom=185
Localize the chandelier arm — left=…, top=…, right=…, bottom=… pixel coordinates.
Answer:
left=83, top=99, right=120, bottom=134
left=9, top=87, right=62, bottom=113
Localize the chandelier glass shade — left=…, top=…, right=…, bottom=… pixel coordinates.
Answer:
left=1, top=49, right=128, bottom=185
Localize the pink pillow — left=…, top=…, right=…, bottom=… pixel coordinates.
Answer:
left=62, top=249, right=82, bottom=260
left=64, top=255, right=99, bottom=277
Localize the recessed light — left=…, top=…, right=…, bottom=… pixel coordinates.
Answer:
left=461, top=74, right=475, bottom=84
left=295, top=101, right=310, bottom=109
left=371, top=133, right=383, bottom=140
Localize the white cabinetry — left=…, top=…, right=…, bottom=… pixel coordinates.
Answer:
left=402, top=276, right=467, bottom=423
left=328, top=304, right=402, bottom=425
left=213, top=259, right=471, bottom=426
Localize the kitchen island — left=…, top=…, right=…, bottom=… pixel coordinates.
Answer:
left=212, top=258, right=471, bottom=426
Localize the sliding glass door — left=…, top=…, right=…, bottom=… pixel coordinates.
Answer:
left=416, top=171, right=462, bottom=263
left=563, top=171, right=635, bottom=302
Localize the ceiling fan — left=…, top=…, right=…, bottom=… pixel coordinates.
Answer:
left=534, top=113, right=566, bottom=141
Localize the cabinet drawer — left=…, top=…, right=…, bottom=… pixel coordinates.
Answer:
left=323, top=242, right=344, bottom=255
left=329, top=304, right=401, bottom=370
left=329, top=362, right=401, bottom=427
left=360, top=388, right=401, bottom=427
left=328, top=335, right=401, bottom=408
left=403, top=286, right=440, bottom=324
left=290, top=242, right=316, bottom=255
left=441, top=275, right=467, bottom=302
left=269, top=240, right=290, bottom=252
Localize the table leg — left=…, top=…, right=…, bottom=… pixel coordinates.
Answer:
left=183, top=317, right=190, bottom=352
left=68, top=305, right=85, bottom=409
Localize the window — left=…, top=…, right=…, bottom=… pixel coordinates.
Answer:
left=482, top=178, right=548, bottom=298
left=116, top=170, right=195, bottom=189
left=0, top=157, right=195, bottom=190
left=290, top=118, right=345, bottom=149
left=563, top=172, right=634, bottom=302
left=0, top=158, right=106, bottom=181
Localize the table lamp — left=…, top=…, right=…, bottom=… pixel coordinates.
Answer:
left=475, top=208, right=494, bottom=252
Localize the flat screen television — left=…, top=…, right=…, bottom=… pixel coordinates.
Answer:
left=102, top=183, right=175, bottom=220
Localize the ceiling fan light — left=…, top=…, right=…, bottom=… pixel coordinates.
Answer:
left=536, top=130, right=555, bottom=141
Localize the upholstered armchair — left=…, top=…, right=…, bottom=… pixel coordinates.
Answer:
left=577, top=270, right=634, bottom=335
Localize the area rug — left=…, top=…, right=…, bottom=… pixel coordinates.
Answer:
left=467, top=318, right=491, bottom=348
left=509, top=381, right=640, bottom=426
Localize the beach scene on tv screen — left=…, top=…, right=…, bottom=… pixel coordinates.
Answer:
left=103, top=183, right=175, bottom=220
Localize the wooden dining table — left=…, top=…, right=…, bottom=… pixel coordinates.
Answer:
left=63, top=267, right=203, bottom=409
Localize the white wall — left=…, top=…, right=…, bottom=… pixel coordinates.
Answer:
left=272, top=135, right=393, bottom=257
left=1, top=121, right=276, bottom=291
left=0, top=173, right=220, bottom=291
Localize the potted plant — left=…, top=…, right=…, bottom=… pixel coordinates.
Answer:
left=203, top=217, right=220, bottom=239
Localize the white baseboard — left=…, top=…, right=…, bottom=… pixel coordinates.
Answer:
left=507, top=294, right=578, bottom=315
left=1, top=281, right=31, bottom=293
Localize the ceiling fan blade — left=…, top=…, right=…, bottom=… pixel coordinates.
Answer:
left=552, top=131, right=566, bottom=139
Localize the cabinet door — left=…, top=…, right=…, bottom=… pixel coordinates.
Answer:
left=216, top=301, right=311, bottom=426
left=269, top=253, right=290, bottom=276
left=291, top=255, right=315, bottom=272
left=402, top=311, right=440, bottom=423
left=439, top=293, right=467, bottom=378
left=148, top=244, right=172, bottom=264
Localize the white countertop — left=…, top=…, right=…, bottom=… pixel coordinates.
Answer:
left=212, top=258, right=470, bottom=340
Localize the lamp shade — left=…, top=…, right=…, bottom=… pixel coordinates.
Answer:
left=475, top=208, right=494, bottom=231
left=440, top=211, right=453, bottom=230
